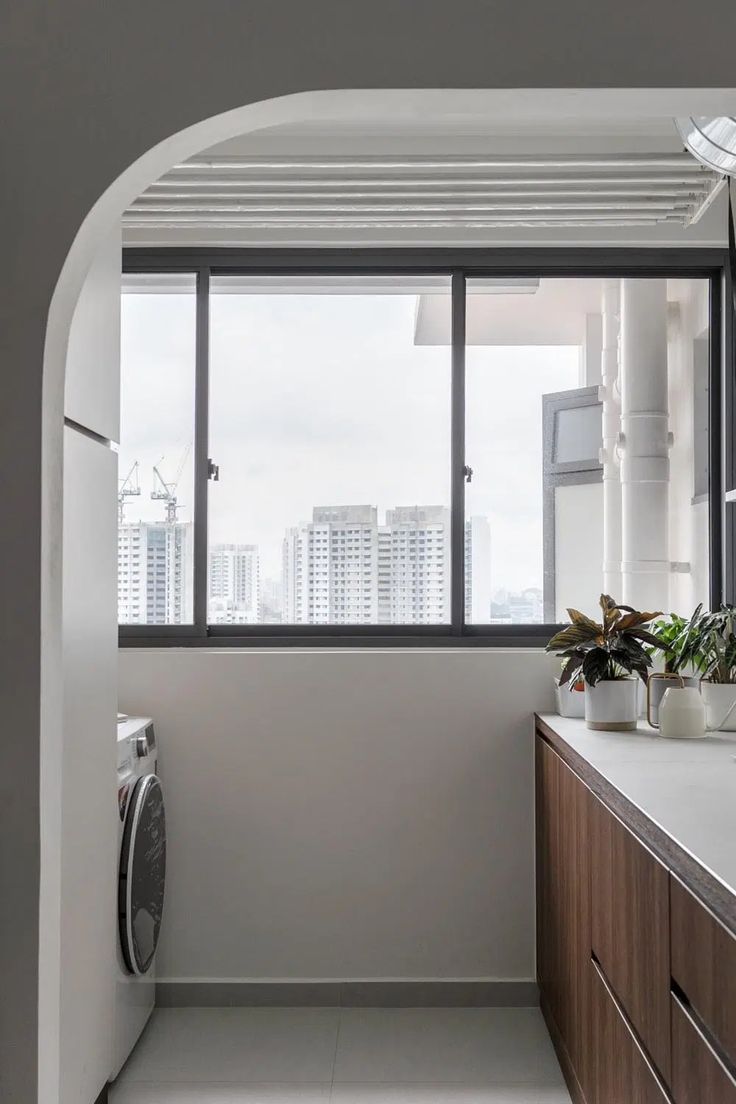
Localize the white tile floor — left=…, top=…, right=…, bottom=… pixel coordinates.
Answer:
left=109, top=1007, right=572, bottom=1103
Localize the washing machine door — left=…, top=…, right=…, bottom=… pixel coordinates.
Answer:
left=119, top=773, right=166, bottom=976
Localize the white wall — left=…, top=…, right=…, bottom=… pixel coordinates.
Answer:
left=65, top=228, right=122, bottom=442
left=668, top=279, right=711, bottom=616
left=555, top=481, right=605, bottom=620
left=119, top=648, right=555, bottom=983
left=61, top=232, right=121, bottom=1103
left=61, top=431, right=117, bottom=1104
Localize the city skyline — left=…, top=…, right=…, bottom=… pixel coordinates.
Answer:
left=120, top=289, right=580, bottom=600
left=118, top=500, right=539, bottom=627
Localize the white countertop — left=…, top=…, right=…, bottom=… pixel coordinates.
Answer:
left=537, top=714, right=736, bottom=904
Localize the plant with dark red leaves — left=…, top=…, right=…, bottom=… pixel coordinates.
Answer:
left=547, top=594, right=663, bottom=688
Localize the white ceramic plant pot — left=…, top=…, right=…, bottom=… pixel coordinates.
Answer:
left=584, top=678, right=639, bottom=731
left=554, top=680, right=586, bottom=718
left=700, top=682, right=736, bottom=731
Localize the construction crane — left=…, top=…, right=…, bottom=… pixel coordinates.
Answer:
left=151, top=443, right=191, bottom=524
left=118, top=461, right=141, bottom=524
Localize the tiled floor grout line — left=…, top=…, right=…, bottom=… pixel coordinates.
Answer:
left=329, top=1006, right=343, bottom=1096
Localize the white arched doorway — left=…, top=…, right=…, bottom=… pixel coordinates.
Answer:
left=43, top=88, right=444, bottom=1104
left=36, top=84, right=736, bottom=1104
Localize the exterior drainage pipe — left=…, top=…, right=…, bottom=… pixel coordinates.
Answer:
left=600, top=279, right=622, bottom=600
left=619, top=279, right=671, bottom=612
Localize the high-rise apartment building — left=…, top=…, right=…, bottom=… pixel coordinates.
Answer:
left=283, top=505, right=379, bottom=624
left=281, top=504, right=475, bottom=626
left=464, top=515, right=492, bottom=622
left=119, top=507, right=491, bottom=627
left=382, top=506, right=451, bottom=623
left=208, top=543, right=261, bottom=624
left=117, top=521, right=193, bottom=624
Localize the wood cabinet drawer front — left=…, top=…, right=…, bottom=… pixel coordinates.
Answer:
left=671, top=877, right=736, bottom=1067
left=591, top=963, right=669, bottom=1104
left=535, top=738, right=592, bottom=1095
left=590, top=795, right=671, bottom=1081
left=672, top=996, right=736, bottom=1104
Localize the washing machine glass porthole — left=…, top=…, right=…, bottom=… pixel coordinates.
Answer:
left=118, top=773, right=166, bottom=975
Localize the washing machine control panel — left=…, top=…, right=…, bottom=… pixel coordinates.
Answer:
left=117, top=716, right=155, bottom=771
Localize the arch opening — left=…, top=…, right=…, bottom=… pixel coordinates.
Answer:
left=39, top=84, right=736, bottom=1102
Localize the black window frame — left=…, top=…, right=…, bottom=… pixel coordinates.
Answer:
left=120, top=247, right=732, bottom=648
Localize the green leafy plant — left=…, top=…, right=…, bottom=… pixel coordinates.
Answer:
left=546, top=594, right=662, bottom=688
left=649, top=613, right=693, bottom=674
left=671, top=605, right=736, bottom=684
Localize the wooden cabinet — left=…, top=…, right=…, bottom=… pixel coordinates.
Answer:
left=590, top=795, right=671, bottom=1082
left=671, top=996, right=736, bottom=1104
left=536, top=723, right=736, bottom=1104
left=591, top=962, right=669, bottom=1104
left=671, top=876, right=736, bottom=1068
left=536, top=739, right=592, bottom=1098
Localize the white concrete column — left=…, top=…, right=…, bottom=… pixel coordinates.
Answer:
left=583, top=312, right=603, bottom=386
left=620, top=279, right=671, bottom=611
left=600, top=279, right=622, bottom=598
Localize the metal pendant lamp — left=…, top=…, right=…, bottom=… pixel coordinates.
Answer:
left=676, top=117, right=736, bottom=176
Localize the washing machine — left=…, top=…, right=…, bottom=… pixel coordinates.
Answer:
left=112, top=716, right=166, bottom=1079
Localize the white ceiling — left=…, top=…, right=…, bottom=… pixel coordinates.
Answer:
left=205, top=113, right=688, bottom=149
left=123, top=114, right=727, bottom=248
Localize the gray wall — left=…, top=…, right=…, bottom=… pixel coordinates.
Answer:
left=3, top=4, right=736, bottom=1099
left=119, top=649, right=554, bottom=985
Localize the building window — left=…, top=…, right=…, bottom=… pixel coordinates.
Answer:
left=119, top=259, right=721, bottom=644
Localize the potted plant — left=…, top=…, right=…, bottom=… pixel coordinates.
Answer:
left=554, top=662, right=585, bottom=718
left=672, top=605, right=736, bottom=730
left=546, top=594, right=661, bottom=731
left=646, top=613, right=699, bottom=726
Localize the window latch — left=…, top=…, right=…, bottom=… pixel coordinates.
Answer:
left=207, top=458, right=220, bottom=482
left=463, top=464, right=473, bottom=484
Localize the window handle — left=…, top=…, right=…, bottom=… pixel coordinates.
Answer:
left=463, top=464, right=473, bottom=484
left=207, top=458, right=220, bottom=482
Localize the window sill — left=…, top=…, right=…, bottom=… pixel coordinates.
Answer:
left=119, top=627, right=558, bottom=649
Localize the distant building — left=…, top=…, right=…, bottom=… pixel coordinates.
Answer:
left=283, top=505, right=379, bottom=624
left=382, top=505, right=451, bottom=624
left=491, top=586, right=544, bottom=624
left=464, top=516, right=492, bottom=623
left=117, top=505, right=493, bottom=628
left=260, top=576, right=284, bottom=624
left=117, top=521, right=193, bottom=624
left=208, top=543, right=260, bottom=624
left=509, top=587, right=543, bottom=623
left=282, top=504, right=460, bottom=626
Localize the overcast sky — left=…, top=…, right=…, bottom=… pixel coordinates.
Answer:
left=119, top=290, right=578, bottom=592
